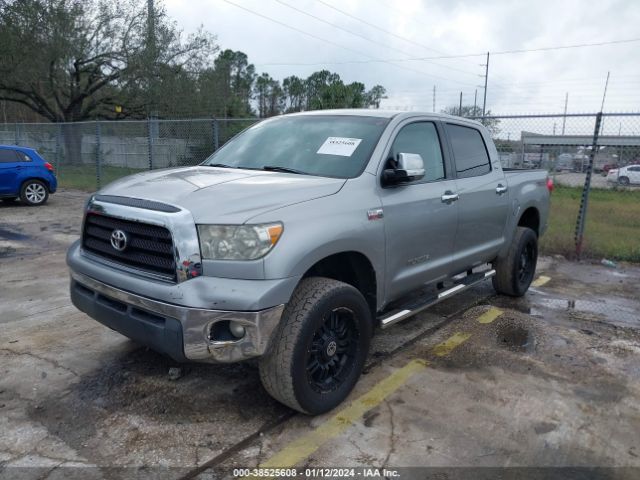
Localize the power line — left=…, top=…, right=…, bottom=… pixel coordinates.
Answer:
left=255, top=37, right=640, bottom=66
left=312, top=0, right=483, bottom=73
left=315, top=0, right=451, bottom=57
left=220, top=0, right=478, bottom=86
left=274, top=0, right=479, bottom=78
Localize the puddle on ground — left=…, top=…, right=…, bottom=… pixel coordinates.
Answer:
left=496, top=324, right=535, bottom=352
left=497, top=295, right=640, bottom=330
left=535, top=297, right=639, bottom=329
left=0, top=226, right=30, bottom=241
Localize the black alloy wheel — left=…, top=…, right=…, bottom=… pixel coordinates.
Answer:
left=518, top=240, right=536, bottom=286
left=306, top=307, right=359, bottom=394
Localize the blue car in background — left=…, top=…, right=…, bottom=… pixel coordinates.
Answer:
left=0, top=145, right=57, bottom=206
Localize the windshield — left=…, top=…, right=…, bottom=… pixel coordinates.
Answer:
left=203, top=115, right=390, bottom=178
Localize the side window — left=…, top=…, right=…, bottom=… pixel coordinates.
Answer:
left=16, top=151, right=31, bottom=162
left=0, top=149, right=20, bottom=163
left=446, top=124, right=491, bottom=178
left=388, top=122, right=445, bottom=182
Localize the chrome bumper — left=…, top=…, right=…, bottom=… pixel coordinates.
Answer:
left=70, top=271, right=284, bottom=363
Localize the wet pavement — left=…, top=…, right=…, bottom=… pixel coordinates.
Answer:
left=1, top=191, right=639, bottom=478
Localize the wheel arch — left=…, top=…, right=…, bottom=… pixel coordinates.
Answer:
left=20, top=176, right=51, bottom=192
left=517, top=206, right=540, bottom=237
left=301, top=251, right=377, bottom=318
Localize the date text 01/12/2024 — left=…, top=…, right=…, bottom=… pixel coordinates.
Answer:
left=232, top=468, right=400, bottom=477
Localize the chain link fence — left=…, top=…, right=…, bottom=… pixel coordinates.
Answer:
left=468, top=112, right=640, bottom=263
left=2, top=112, right=639, bottom=261
left=0, top=118, right=259, bottom=191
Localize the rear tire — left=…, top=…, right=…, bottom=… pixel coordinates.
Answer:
left=492, top=227, right=538, bottom=297
left=20, top=179, right=48, bottom=206
left=259, top=277, right=372, bottom=415
left=618, top=176, right=630, bottom=186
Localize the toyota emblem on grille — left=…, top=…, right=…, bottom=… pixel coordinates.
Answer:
left=110, top=229, right=129, bottom=252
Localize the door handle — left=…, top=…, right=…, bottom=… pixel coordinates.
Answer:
left=496, top=184, right=508, bottom=195
left=441, top=191, right=459, bottom=204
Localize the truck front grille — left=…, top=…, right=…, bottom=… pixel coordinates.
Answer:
left=82, top=213, right=176, bottom=281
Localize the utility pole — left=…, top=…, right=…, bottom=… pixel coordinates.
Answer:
left=147, top=0, right=157, bottom=117
left=432, top=85, right=436, bottom=113
left=459, top=92, right=463, bottom=116
left=599, top=71, right=610, bottom=135
left=473, top=89, right=478, bottom=116
left=561, top=92, right=568, bottom=135
left=481, top=52, right=489, bottom=117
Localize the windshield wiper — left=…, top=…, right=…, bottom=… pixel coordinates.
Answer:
left=207, top=163, right=236, bottom=168
left=262, top=165, right=308, bottom=175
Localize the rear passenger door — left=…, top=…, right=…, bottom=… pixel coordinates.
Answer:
left=443, top=123, right=509, bottom=271
left=0, top=148, right=23, bottom=195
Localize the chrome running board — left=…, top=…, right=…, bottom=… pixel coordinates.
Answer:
left=378, top=269, right=496, bottom=329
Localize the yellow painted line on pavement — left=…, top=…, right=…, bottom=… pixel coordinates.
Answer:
left=477, top=307, right=504, bottom=324
left=259, top=328, right=477, bottom=468
left=532, top=275, right=551, bottom=287
left=260, top=358, right=429, bottom=468
left=431, top=332, right=472, bottom=357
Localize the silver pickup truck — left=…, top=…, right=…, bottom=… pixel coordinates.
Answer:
left=67, top=110, right=551, bottom=414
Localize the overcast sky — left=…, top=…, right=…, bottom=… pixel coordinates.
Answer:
left=165, top=0, right=640, bottom=118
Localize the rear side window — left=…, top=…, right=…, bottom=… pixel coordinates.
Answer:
left=0, top=149, right=20, bottom=163
left=389, top=122, right=445, bottom=182
left=446, top=124, right=491, bottom=178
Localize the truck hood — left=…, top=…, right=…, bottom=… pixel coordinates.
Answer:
left=99, top=166, right=346, bottom=223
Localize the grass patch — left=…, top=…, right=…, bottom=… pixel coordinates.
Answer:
left=56, top=165, right=145, bottom=191
left=540, top=186, right=640, bottom=262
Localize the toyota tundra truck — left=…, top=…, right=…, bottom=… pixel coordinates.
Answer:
left=67, top=110, right=551, bottom=414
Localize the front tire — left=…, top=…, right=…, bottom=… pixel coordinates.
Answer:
left=20, top=180, right=49, bottom=206
left=259, top=277, right=372, bottom=415
left=492, top=227, right=538, bottom=297
left=618, top=176, right=630, bottom=186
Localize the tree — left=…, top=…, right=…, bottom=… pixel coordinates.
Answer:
left=365, top=85, right=387, bottom=109
left=198, top=50, right=255, bottom=118
left=441, top=104, right=500, bottom=136
left=282, top=75, right=306, bottom=113
left=283, top=71, right=384, bottom=112
left=254, top=73, right=284, bottom=118
left=0, top=0, right=215, bottom=122
left=0, top=0, right=216, bottom=162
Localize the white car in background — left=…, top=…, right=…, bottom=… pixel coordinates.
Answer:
left=606, top=165, right=640, bottom=185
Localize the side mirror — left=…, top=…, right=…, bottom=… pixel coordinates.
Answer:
left=383, top=152, right=426, bottom=185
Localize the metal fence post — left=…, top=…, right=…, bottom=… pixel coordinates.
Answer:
left=55, top=123, right=62, bottom=180
left=574, top=112, right=603, bottom=259
left=14, top=123, right=19, bottom=145
left=147, top=117, right=154, bottom=170
left=95, top=122, right=102, bottom=190
left=212, top=119, right=219, bottom=151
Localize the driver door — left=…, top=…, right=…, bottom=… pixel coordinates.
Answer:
left=378, top=121, right=459, bottom=302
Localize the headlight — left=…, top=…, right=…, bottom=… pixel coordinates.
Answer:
left=197, top=223, right=283, bottom=260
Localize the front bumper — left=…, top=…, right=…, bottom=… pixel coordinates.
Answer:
left=70, top=270, right=285, bottom=363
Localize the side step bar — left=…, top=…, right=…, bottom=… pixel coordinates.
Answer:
left=378, top=269, right=496, bottom=329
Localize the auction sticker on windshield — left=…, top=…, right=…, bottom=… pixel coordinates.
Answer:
left=317, top=137, right=363, bottom=157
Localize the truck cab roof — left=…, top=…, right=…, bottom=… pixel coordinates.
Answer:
left=288, top=109, right=485, bottom=127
